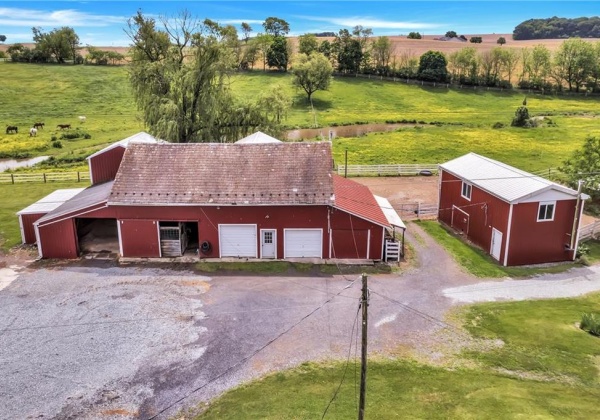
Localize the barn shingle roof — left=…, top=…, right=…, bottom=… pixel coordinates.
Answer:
left=109, top=142, right=334, bottom=206
left=332, top=174, right=392, bottom=228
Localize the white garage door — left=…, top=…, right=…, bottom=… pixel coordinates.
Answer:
left=284, top=229, right=322, bottom=258
left=219, top=225, right=257, bottom=258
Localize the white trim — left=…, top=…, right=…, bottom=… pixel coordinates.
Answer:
left=117, top=220, right=124, bottom=256
left=156, top=221, right=162, bottom=258
left=18, top=214, right=26, bottom=244
left=283, top=228, right=323, bottom=259
left=503, top=204, right=514, bottom=266
left=537, top=201, right=556, bottom=222
left=328, top=230, right=332, bottom=259
left=34, top=223, right=42, bottom=258
left=573, top=199, right=585, bottom=260
left=259, top=229, right=277, bottom=259
left=86, top=144, right=126, bottom=161
left=218, top=224, right=258, bottom=258
left=461, top=181, right=472, bottom=201
left=36, top=203, right=108, bottom=227
left=89, top=161, right=94, bottom=185
left=452, top=205, right=470, bottom=235
left=366, top=229, right=371, bottom=259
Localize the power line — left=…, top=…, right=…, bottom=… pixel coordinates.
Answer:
left=321, top=303, right=361, bottom=419
left=146, top=276, right=360, bottom=420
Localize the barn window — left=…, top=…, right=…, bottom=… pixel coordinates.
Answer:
left=461, top=182, right=472, bottom=201
left=537, top=201, right=556, bottom=221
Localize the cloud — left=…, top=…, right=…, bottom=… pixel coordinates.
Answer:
left=0, top=7, right=127, bottom=28
left=298, top=15, right=443, bottom=30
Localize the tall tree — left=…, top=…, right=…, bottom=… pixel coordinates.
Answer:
left=241, top=22, right=252, bottom=43
left=552, top=38, right=595, bottom=91
left=262, top=17, right=290, bottom=36
left=530, top=44, right=551, bottom=86
left=333, top=29, right=363, bottom=74
left=292, top=52, right=333, bottom=101
left=126, top=11, right=282, bottom=143
left=266, top=35, right=289, bottom=71
left=371, top=36, right=393, bottom=72
left=255, top=33, right=273, bottom=70
left=32, top=26, right=80, bottom=63
left=418, top=50, right=448, bottom=82
left=298, top=33, right=318, bottom=55
left=562, top=136, right=600, bottom=200
left=0, top=35, right=6, bottom=43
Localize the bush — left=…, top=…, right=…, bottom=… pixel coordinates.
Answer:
left=407, top=32, right=422, bottom=39
left=51, top=135, right=57, bottom=141
left=580, top=313, right=600, bottom=336
left=59, top=129, right=91, bottom=140
left=469, top=36, right=483, bottom=43
left=51, top=140, right=63, bottom=148
left=492, top=122, right=505, bottom=129
left=497, top=80, right=513, bottom=89
left=511, top=106, right=530, bottom=127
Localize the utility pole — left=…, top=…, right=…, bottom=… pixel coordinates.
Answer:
left=358, top=273, right=368, bottom=420
left=344, top=148, right=348, bottom=178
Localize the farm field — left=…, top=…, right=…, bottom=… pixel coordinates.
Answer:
left=1, top=63, right=599, bottom=174
left=198, top=292, right=600, bottom=419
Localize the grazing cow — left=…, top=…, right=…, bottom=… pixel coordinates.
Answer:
left=33, top=122, right=45, bottom=129
left=29, top=127, right=37, bottom=137
left=57, top=124, right=71, bottom=130
left=78, top=116, right=86, bottom=123
left=5, top=125, right=18, bottom=134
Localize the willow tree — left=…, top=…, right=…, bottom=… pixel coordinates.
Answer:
left=126, top=10, right=284, bottom=143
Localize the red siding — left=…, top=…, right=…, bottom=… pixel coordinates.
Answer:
left=20, top=213, right=45, bottom=244
left=508, top=200, right=577, bottom=265
left=89, top=146, right=125, bottom=185
left=439, top=170, right=510, bottom=263
left=37, top=219, right=78, bottom=259
left=330, top=207, right=384, bottom=259
left=119, top=220, right=160, bottom=257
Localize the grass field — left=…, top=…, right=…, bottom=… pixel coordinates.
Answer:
left=1, top=63, right=599, bottom=173
left=197, top=292, right=600, bottom=419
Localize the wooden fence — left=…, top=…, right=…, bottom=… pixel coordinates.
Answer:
left=395, top=202, right=438, bottom=219
left=579, top=220, right=600, bottom=242
left=337, top=164, right=439, bottom=177
left=0, top=171, right=90, bottom=184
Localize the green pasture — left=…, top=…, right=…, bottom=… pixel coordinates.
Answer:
left=1, top=64, right=599, bottom=173
left=197, top=292, right=600, bottom=419
left=0, top=181, right=88, bottom=250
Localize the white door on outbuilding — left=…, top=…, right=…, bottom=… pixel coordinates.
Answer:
left=490, top=228, right=503, bottom=261
left=219, top=224, right=257, bottom=258
left=284, top=229, right=322, bottom=258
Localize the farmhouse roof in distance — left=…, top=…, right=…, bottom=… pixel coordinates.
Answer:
left=440, top=153, right=587, bottom=203
left=235, top=131, right=282, bottom=144
left=86, top=131, right=161, bottom=160
left=109, top=142, right=334, bottom=206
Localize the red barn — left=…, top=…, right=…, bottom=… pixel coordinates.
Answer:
left=87, top=132, right=159, bottom=185
left=25, top=135, right=405, bottom=261
left=438, top=153, right=587, bottom=266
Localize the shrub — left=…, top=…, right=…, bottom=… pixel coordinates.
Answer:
left=59, top=129, right=91, bottom=140
left=51, top=140, right=63, bottom=148
left=576, top=243, right=590, bottom=258
left=511, top=106, right=530, bottom=127
left=469, top=36, right=483, bottom=43
left=492, top=122, right=505, bottom=129
left=407, top=32, right=422, bottom=39
left=580, top=313, right=600, bottom=336
left=51, top=135, right=57, bottom=141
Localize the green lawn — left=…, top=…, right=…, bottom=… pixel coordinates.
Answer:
left=417, top=220, right=580, bottom=277
left=197, top=293, right=600, bottom=419
left=0, top=181, right=88, bottom=250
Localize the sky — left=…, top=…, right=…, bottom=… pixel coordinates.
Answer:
left=0, top=1, right=598, bottom=46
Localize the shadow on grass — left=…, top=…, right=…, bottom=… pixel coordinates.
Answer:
left=194, top=260, right=392, bottom=276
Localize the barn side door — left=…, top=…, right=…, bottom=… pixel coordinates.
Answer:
left=490, top=228, right=503, bottom=261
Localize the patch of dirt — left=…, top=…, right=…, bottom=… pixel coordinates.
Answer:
left=351, top=176, right=439, bottom=208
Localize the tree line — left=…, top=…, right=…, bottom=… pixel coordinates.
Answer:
left=513, top=16, right=600, bottom=40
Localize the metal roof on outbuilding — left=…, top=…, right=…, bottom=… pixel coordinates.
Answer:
left=440, top=153, right=586, bottom=203
left=35, top=181, right=113, bottom=225
left=17, top=188, right=85, bottom=215
left=235, top=131, right=282, bottom=144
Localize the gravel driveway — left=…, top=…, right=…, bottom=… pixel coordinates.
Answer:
left=2, top=224, right=600, bottom=419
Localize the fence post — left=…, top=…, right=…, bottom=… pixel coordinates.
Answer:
left=77, top=171, right=81, bottom=182
left=417, top=202, right=421, bottom=218
left=11, top=174, right=14, bottom=184
left=43, top=173, right=46, bottom=183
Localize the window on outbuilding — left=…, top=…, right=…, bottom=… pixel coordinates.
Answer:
left=461, top=182, right=472, bottom=201
left=537, top=201, right=556, bottom=221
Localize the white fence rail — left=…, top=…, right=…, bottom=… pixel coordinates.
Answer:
left=0, top=171, right=90, bottom=184
left=395, top=202, right=438, bottom=219
left=579, top=220, right=600, bottom=242
left=337, top=164, right=438, bottom=177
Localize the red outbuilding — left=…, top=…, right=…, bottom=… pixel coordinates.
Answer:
left=22, top=134, right=405, bottom=261
left=438, top=153, right=588, bottom=266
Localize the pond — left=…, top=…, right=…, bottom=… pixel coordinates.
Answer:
left=285, top=123, right=412, bottom=141
left=0, top=156, right=49, bottom=172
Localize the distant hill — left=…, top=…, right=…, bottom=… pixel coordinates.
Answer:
left=513, top=16, right=600, bottom=40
